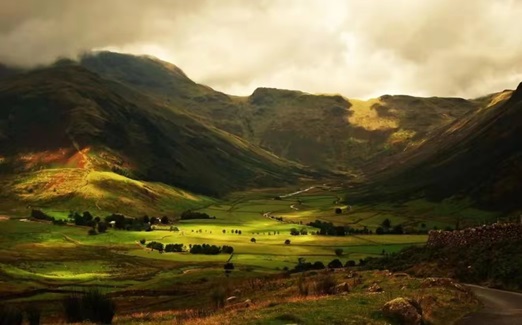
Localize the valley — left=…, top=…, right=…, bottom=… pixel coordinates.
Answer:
left=0, top=51, right=521, bottom=324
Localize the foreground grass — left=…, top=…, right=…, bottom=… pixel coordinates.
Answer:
left=113, top=270, right=479, bottom=325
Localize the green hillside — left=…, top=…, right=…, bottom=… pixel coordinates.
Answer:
left=0, top=64, right=317, bottom=214
left=348, top=85, right=521, bottom=211
left=80, top=52, right=502, bottom=175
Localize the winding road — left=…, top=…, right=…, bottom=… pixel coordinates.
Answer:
left=457, top=284, right=522, bottom=325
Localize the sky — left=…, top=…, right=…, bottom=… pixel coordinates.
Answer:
left=2, top=0, right=522, bottom=98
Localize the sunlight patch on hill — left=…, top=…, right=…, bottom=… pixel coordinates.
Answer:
left=347, top=98, right=399, bottom=130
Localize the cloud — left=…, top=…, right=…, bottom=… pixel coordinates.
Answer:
left=1, top=0, right=522, bottom=98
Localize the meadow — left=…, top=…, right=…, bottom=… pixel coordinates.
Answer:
left=5, top=184, right=484, bottom=322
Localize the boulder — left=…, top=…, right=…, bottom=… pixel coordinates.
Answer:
left=333, top=282, right=350, bottom=294
left=368, top=282, right=383, bottom=293
left=382, top=297, right=423, bottom=325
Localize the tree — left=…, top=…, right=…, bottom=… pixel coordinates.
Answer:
left=161, top=216, right=169, bottom=224
left=345, top=260, right=356, bottom=267
left=97, top=222, right=107, bottom=233
left=142, top=215, right=150, bottom=224
left=250, top=238, right=256, bottom=243
left=376, top=227, right=385, bottom=235
left=224, top=262, right=235, bottom=276
left=334, top=248, right=343, bottom=257
left=392, top=224, right=404, bottom=234
left=223, top=229, right=226, bottom=234
left=285, top=239, right=291, bottom=245
left=290, top=228, right=300, bottom=236
left=381, top=218, right=391, bottom=229
left=300, top=228, right=308, bottom=235
left=335, top=208, right=342, bottom=214
left=328, top=259, right=343, bottom=269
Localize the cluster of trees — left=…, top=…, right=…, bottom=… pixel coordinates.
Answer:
left=223, top=229, right=242, bottom=234
left=290, top=228, right=308, bottom=236
left=190, top=244, right=227, bottom=255
left=375, top=219, right=404, bottom=235
left=142, top=240, right=185, bottom=253
left=31, top=209, right=66, bottom=225
left=180, top=210, right=216, bottom=220
left=290, top=257, right=362, bottom=273
left=307, top=220, right=346, bottom=236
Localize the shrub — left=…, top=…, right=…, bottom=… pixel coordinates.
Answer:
left=345, top=260, right=356, bottom=267
left=139, top=239, right=146, bottom=245
left=314, top=273, right=337, bottom=295
left=222, top=245, right=234, bottom=254
left=0, top=305, right=23, bottom=325
left=312, top=261, right=325, bottom=269
left=88, top=229, right=97, bottom=236
left=224, top=262, right=234, bottom=276
left=297, top=274, right=309, bottom=296
left=97, top=222, right=108, bottom=233
left=328, top=259, right=343, bottom=269
left=210, top=286, right=226, bottom=309
left=161, top=216, right=169, bottom=224
left=62, top=295, right=83, bottom=323
left=285, top=239, right=291, bottom=245
left=25, top=306, right=40, bottom=325
left=335, top=208, right=342, bottom=214
left=290, top=228, right=300, bottom=236
left=334, top=248, right=343, bottom=257
left=251, top=238, right=256, bottom=243
left=63, top=290, right=115, bottom=324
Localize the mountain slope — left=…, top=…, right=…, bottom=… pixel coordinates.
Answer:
left=80, top=52, right=489, bottom=172
left=0, top=64, right=311, bottom=203
left=350, top=86, right=521, bottom=211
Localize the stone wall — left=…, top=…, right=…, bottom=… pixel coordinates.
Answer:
left=427, top=223, right=522, bottom=248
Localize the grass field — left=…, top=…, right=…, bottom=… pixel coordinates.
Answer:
left=1, top=184, right=499, bottom=323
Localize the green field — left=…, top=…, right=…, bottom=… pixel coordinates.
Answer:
left=4, top=185, right=499, bottom=323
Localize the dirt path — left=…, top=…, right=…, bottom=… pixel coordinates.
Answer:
left=457, top=284, right=522, bottom=325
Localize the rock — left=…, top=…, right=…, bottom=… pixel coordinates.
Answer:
left=333, top=282, right=350, bottom=294
left=421, top=277, right=454, bottom=288
left=368, top=282, right=383, bottom=293
left=421, top=277, right=467, bottom=291
left=382, top=297, right=423, bottom=325
left=226, top=296, right=237, bottom=303
left=393, top=272, right=410, bottom=278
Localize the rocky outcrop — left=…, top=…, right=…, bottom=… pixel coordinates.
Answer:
left=382, top=297, right=423, bottom=325
left=427, top=223, right=522, bottom=248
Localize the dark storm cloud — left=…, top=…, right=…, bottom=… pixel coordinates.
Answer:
left=1, top=0, right=522, bottom=98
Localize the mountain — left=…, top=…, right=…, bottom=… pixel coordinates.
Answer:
left=349, top=86, right=520, bottom=211
left=0, top=63, right=315, bottom=215
left=1, top=51, right=520, bottom=214
left=80, top=52, right=491, bottom=173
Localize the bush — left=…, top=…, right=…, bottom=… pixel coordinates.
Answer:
left=165, top=243, right=184, bottom=252
left=222, top=245, right=234, bottom=254
left=285, top=239, right=291, bottom=245
left=88, top=229, right=97, bottom=236
left=0, top=305, right=23, bottom=325
left=327, top=259, right=343, bottom=269
left=334, top=248, right=343, bottom=257
left=139, top=239, right=146, bottom=245
left=210, top=286, right=226, bottom=309
left=97, top=222, right=108, bottom=233
left=251, top=238, right=256, bottom=243
left=63, top=289, right=115, bottom=324
left=314, top=273, right=337, bottom=295
left=335, top=208, right=342, bottom=214
left=297, top=274, right=309, bottom=296
left=161, top=216, right=169, bottom=224
left=345, top=260, right=356, bottom=267
left=25, top=306, right=40, bottom=325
